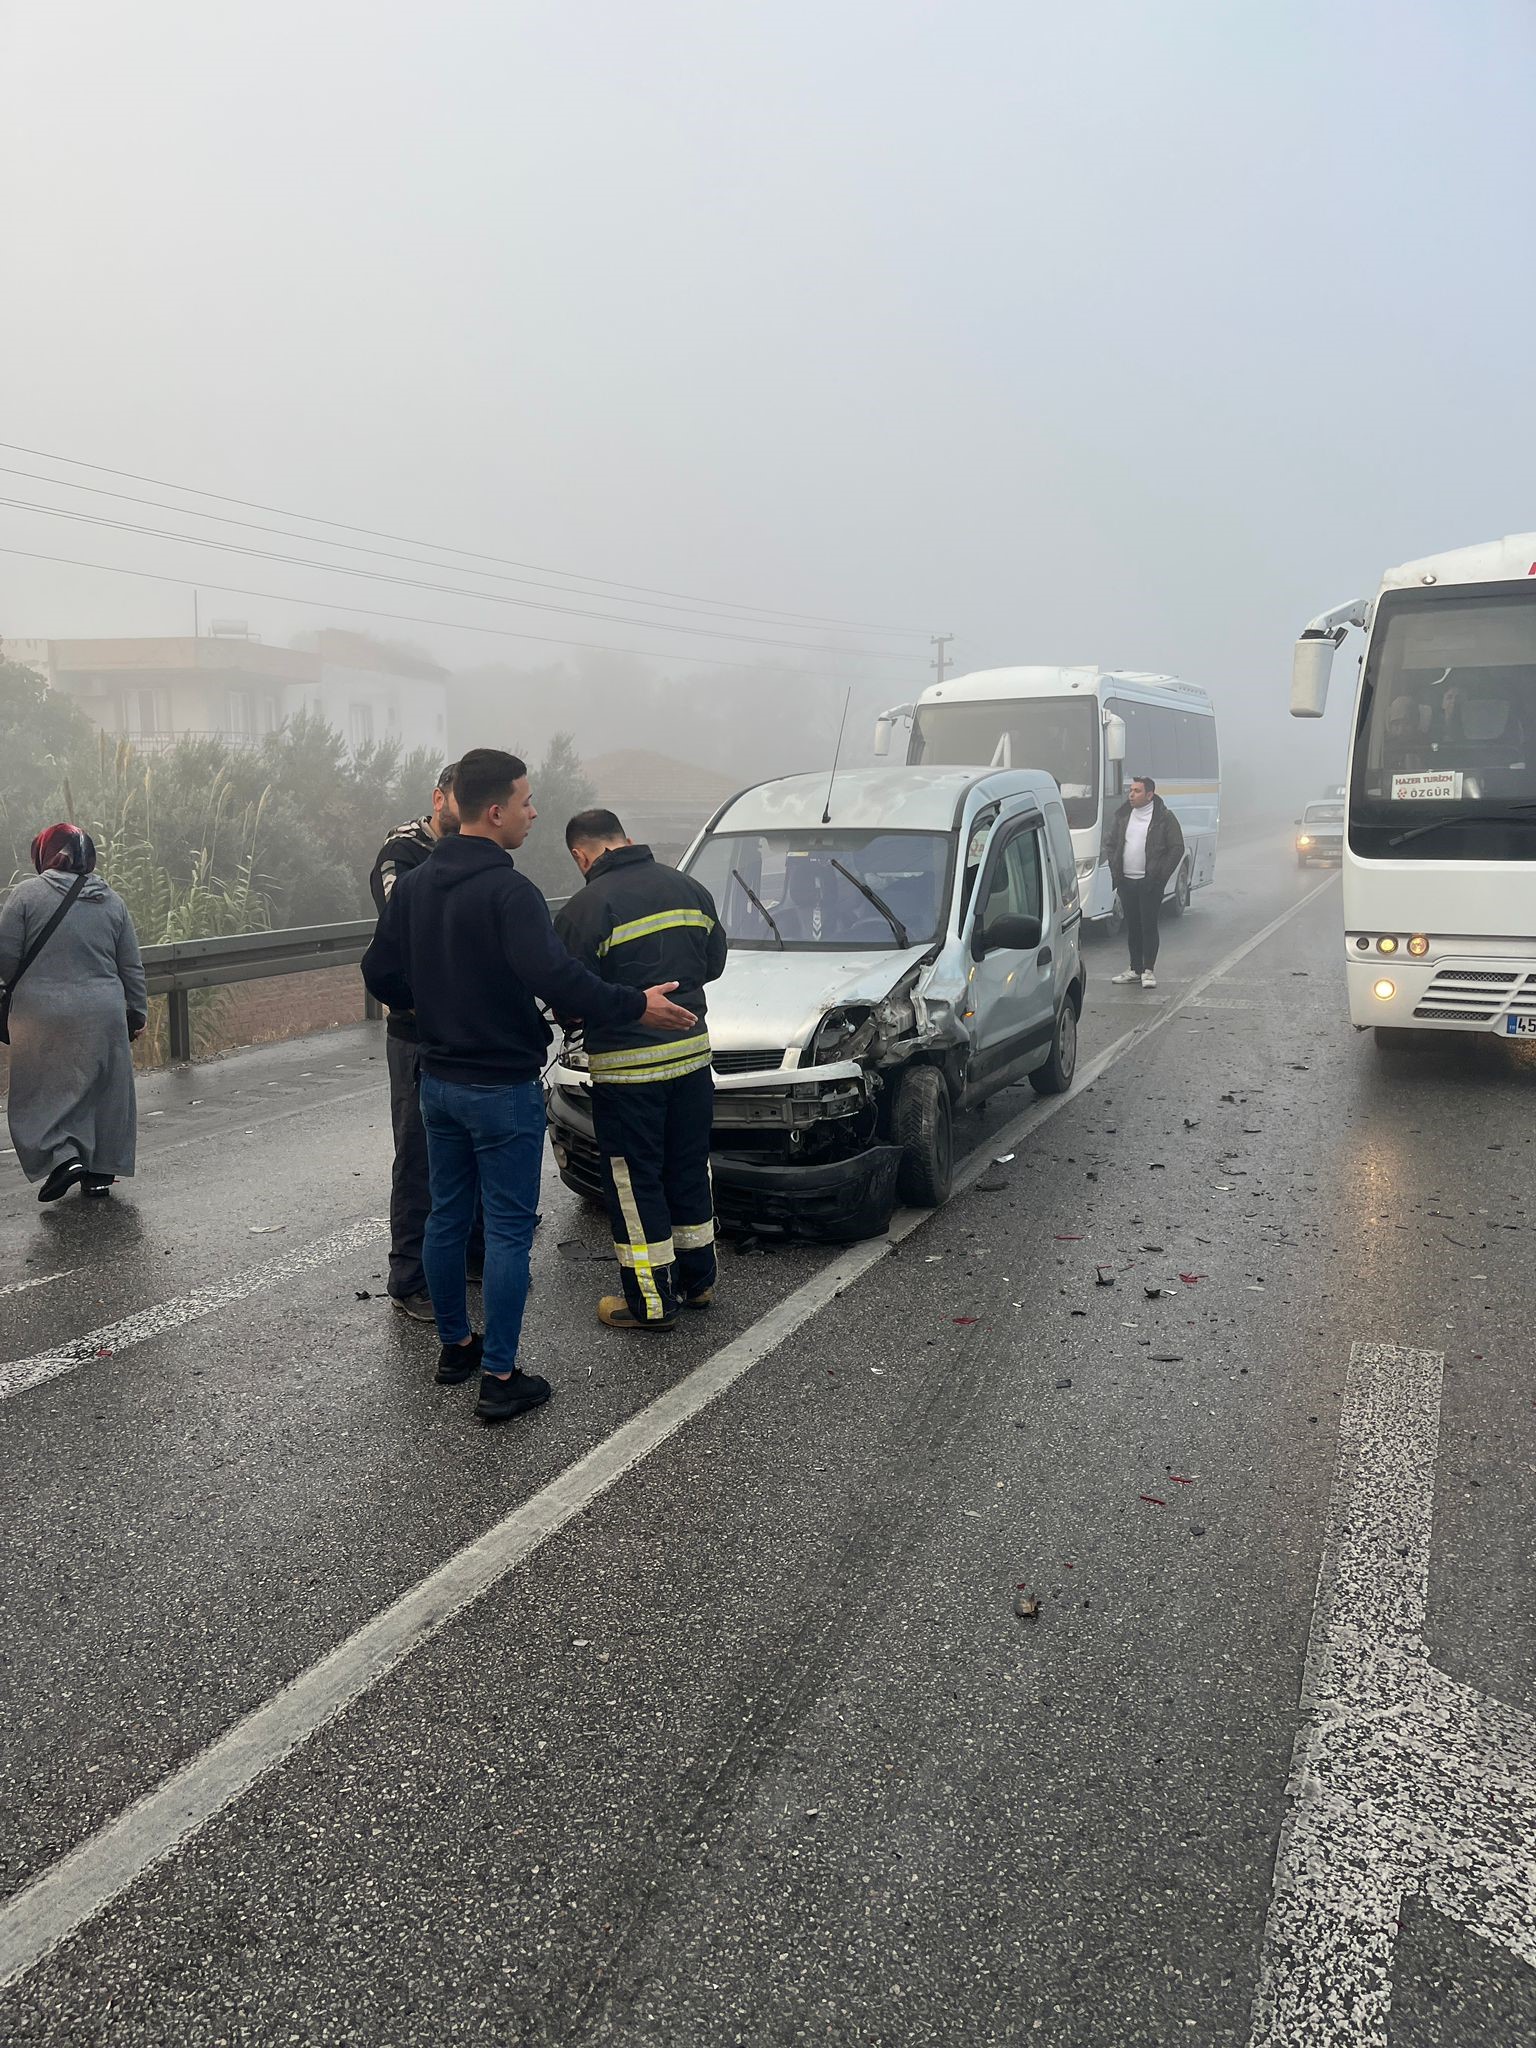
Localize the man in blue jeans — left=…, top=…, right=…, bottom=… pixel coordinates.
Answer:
left=362, top=748, right=697, bottom=1424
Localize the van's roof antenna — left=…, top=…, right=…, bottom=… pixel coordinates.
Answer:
left=821, top=687, right=853, bottom=824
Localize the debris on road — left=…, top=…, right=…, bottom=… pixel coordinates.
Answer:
left=1169, top=1474, right=1194, bottom=1486
left=1014, top=1590, right=1040, bottom=1619
left=249, top=1224, right=286, bottom=1234
left=1190, top=1525, right=1206, bottom=1537
left=1150, top=1354, right=1185, bottom=1363
left=1178, top=1273, right=1205, bottom=1284
left=1055, top=1377, right=1072, bottom=1389
left=1054, top=1234, right=1083, bottom=1241
left=953, top=1315, right=980, bottom=1326
left=1144, top=1285, right=1164, bottom=1299
left=1139, top=1495, right=1167, bottom=1507
left=1095, top=1267, right=1115, bottom=1287
left=354, top=1290, right=372, bottom=1301
left=995, top=1152, right=1016, bottom=1164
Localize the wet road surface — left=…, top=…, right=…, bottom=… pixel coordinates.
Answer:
left=1, top=832, right=1531, bottom=2045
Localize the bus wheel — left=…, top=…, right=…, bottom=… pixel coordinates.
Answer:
left=1166, top=863, right=1192, bottom=917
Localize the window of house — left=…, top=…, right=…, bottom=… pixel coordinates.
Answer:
left=349, top=703, right=375, bottom=749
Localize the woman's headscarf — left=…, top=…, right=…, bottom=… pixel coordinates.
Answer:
left=30, top=823, right=97, bottom=875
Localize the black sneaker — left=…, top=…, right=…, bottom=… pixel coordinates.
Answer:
left=392, top=1290, right=436, bottom=1323
left=436, top=1333, right=483, bottom=1385
left=475, top=1368, right=552, bottom=1422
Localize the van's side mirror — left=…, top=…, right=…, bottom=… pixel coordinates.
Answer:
left=1104, top=712, right=1126, bottom=764
left=873, top=717, right=892, bottom=758
left=1292, top=635, right=1335, bottom=718
left=972, top=912, right=1042, bottom=960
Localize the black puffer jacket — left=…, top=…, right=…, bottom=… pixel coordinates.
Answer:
left=1105, top=794, right=1185, bottom=893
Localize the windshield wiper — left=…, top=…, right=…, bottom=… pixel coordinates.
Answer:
left=1387, top=809, right=1536, bottom=849
left=829, top=858, right=911, bottom=948
left=731, top=867, right=784, bottom=949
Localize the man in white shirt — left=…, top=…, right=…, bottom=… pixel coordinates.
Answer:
left=1106, top=775, right=1185, bottom=990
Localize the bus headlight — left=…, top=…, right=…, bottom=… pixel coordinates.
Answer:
left=1407, top=934, right=1429, bottom=957
left=1373, top=978, right=1396, bottom=1001
left=1377, top=935, right=1398, bottom=954
left=1297, top=834, right=1313, bottom=848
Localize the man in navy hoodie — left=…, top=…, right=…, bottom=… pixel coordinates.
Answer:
left=362, top=748, right=696, bottom=1423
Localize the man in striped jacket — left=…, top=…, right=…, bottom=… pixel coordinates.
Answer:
left=555, top=810, right=728, bottom=1329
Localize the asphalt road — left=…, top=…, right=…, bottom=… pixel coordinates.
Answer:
left=1, top=831, right=1531, bottom=2046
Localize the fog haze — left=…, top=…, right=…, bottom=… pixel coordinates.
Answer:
left=4, top=0, right=1534, bottom=810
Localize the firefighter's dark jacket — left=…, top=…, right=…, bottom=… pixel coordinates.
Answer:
left=362, top=833, right=645, bottom=1087
left=554, top=844, right=727, bottom=1061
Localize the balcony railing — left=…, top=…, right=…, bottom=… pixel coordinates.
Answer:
left=119, top=729, right=268, bottom=755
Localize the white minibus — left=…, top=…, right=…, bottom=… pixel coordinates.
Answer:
left=877, top=665, right=1219, bottom=928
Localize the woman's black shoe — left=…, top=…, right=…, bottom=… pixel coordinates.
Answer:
left=83, top=1175, right=115, bottom=1198
left=38, top=1160, right=86, bottom=1203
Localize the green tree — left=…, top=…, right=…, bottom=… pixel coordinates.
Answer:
left=516, top=731, right=594, bottom=903
left=0, top=646, right=96, bottom=881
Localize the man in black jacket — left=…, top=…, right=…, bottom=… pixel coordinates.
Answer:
left=368, top=762, right=482, bottom=1319
left=555, top=810, right=728, bottom=1331
left=362, top=751, right=696, bottom=1423
left=1105, top=774, right=1186, bottom=990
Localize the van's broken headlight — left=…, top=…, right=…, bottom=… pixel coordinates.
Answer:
left=809, top=1006, right=878, bottom=1065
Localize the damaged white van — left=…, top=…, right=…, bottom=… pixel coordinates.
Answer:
left=546, top=766, right=1086, bottom=1240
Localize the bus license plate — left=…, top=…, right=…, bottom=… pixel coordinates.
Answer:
left=1504, top=1016, right=1536, bottom=1037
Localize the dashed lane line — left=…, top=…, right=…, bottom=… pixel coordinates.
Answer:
left=0, top=873, right=1338, bottom=1989
left=0, top=1268, right=81, bottom=1301
left=1248, top=1344, right=1536, bottom=2046
left=0, top=1219, right=385, bottom=1404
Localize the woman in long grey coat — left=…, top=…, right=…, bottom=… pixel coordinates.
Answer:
left=0, top=823, right=147, bottom=1202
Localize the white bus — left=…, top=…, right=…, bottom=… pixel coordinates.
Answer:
left=876, top=665, right=1219, bottom=928
left=1291, top=530, right=1536, bottom=1044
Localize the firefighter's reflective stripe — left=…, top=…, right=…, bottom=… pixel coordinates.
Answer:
left=673, top=1217, right=715, bottom=1250
left=588, top=1032, right=712, bottom=1083
left=596, top=908, right=716, bottom=959
left=608, top=1157, right=668, bottom=1321
left=613, top=1236, right=677, bottom=1269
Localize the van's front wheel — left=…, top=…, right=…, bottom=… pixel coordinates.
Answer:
left=893, top=1066, right=953, bottom=1207
left=1030, top=996, right=1079, bottom=1096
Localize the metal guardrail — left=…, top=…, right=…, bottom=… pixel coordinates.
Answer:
left=140, top=895, right=573, bottom=1061
left=141, top=919, right=378, bottom=1061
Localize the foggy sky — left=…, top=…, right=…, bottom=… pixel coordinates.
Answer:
left=4, top=0, right=1535, bottom=803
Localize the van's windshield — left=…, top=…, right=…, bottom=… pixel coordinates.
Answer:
left=687, top=830, right=950, bottom=949
left=909, top=698, right=1098, bottom=827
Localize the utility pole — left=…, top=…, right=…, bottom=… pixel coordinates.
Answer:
left=930, top=634, right=953, bottom=687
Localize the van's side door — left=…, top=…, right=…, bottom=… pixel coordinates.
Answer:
left=962, top=815, right=1057, bottom=1082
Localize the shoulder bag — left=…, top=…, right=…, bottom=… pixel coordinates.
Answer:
left=0, top=873, right=88, bottom=1044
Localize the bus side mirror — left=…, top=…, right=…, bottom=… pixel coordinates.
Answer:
left=873, top=718, right=892, bottom=758
left=1104, top=712, right=1126, bottom=764
left=1292, top=635, right=1335, bottom=718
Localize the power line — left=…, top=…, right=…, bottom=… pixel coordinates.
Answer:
left=0, top=543, right=905, bottom=683
left=0, top=494, right=914, bottom=659
left=0, top=438, right=925, bottom=638
left=0, top=463, right=900, bottom=635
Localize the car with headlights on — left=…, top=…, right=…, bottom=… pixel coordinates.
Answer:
left=1295, top=799, right=1344, bottom=867
left=545, top=765, right=1086, bottom=1240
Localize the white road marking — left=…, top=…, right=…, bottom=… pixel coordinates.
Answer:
left=0, top=1267, right=81, bottom=1301
left=0, top=1219, right=385, bottom=1405
left=0, top=872, right=1339, bottom=1988
left=1249, top=1343, right=1536, bottom=2046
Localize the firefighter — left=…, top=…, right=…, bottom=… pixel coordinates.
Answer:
left=555, top=809, right=728, bottom=1329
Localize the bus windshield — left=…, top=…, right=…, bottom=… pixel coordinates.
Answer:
left=909, top=698, right=1099, bottom=828
left=1350, top=583, right=1536, bottom=861
left=686, top=830, right=951, bottom=950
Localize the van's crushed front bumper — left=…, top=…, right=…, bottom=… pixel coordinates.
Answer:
left=545, top=1058, right=902, bottom=1242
